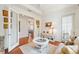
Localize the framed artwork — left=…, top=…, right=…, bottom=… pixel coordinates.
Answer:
left=4, top=17, right=8, bottom=22
left=4, top=17, right=8, bottom=29
left=36, top=20, right=40, bottom=25
left=4, top=24, right=8, bottom=29
left=36, top=20, right=40, bottom=28
left=45, top=22, right=52, bottom=27
left=3, top=10, right=8, bottom=16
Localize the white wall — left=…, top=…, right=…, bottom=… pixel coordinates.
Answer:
left=34, top=19, right=42, bottom=38
left=0, top=5, right=5, bottom=36
left=41, top=6, right=79, bottom=41
left=0, top=5, right=9, bottom=49
left=0, top=4, right=42, bottom=50
left=41, top=13, right=62, bottom=41
left=0, top=11, right=4, bottom=36
left=9, top=5, right=42, bottom=39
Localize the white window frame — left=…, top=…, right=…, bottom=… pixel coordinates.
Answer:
left=61, top=14, right=74, bottom=41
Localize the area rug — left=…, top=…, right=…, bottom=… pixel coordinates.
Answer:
left=19, top=42, right=58, bottom=54
left=19, top=44, right=40, bottom=54
left=19, top=44, right=51, bottom=54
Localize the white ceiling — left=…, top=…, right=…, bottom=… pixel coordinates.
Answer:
left=21, top=4, right=78, bottom=15
left=28, top=4, right=78, bottom=14
left=39, top=4, right=78, bottom=13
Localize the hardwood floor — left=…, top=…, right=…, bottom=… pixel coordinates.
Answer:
left=7, top=37, right=61, bottom=54
left=8, top=37, right=29, bottom=54
left=9, top=46, right=23, bottom=54
left=19, top=37, right=28, bottom=46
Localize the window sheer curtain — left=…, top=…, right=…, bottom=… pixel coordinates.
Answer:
left=62, top=15, right=73, bottom=41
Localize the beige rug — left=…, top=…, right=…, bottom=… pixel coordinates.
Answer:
left=19, top=42, right=57, bottom=54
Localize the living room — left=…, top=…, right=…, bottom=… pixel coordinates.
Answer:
left=0, top=4, right=79, bottom=54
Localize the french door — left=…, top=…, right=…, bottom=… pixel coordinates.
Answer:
left=8, top=10, right=19, bottom=52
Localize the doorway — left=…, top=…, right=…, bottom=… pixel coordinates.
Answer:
left=19, top=14, right=34, bottom=43
left=8, top=10, right=19, bottom=52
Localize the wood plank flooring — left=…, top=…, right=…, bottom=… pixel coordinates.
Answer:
left=9, top=37, right=29, bottom=54
left=8, top=37, right=60, bottom=54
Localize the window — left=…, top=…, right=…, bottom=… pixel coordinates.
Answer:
left=62, top=14, right=73, bottom=41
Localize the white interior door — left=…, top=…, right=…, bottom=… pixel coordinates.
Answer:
left=8, top=10, right=19, bottom=52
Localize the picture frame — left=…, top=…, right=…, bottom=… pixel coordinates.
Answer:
left=36, top=20, right=40, bottom=28
left=36, top=20, right=40, bottom=25
left=45, top=22, right=52, bottom=27
left=3, top=10, right=8, bottom=16
left=4, top=17, right=8, bottom=22
left=4, top=24, right=8, bottom=29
